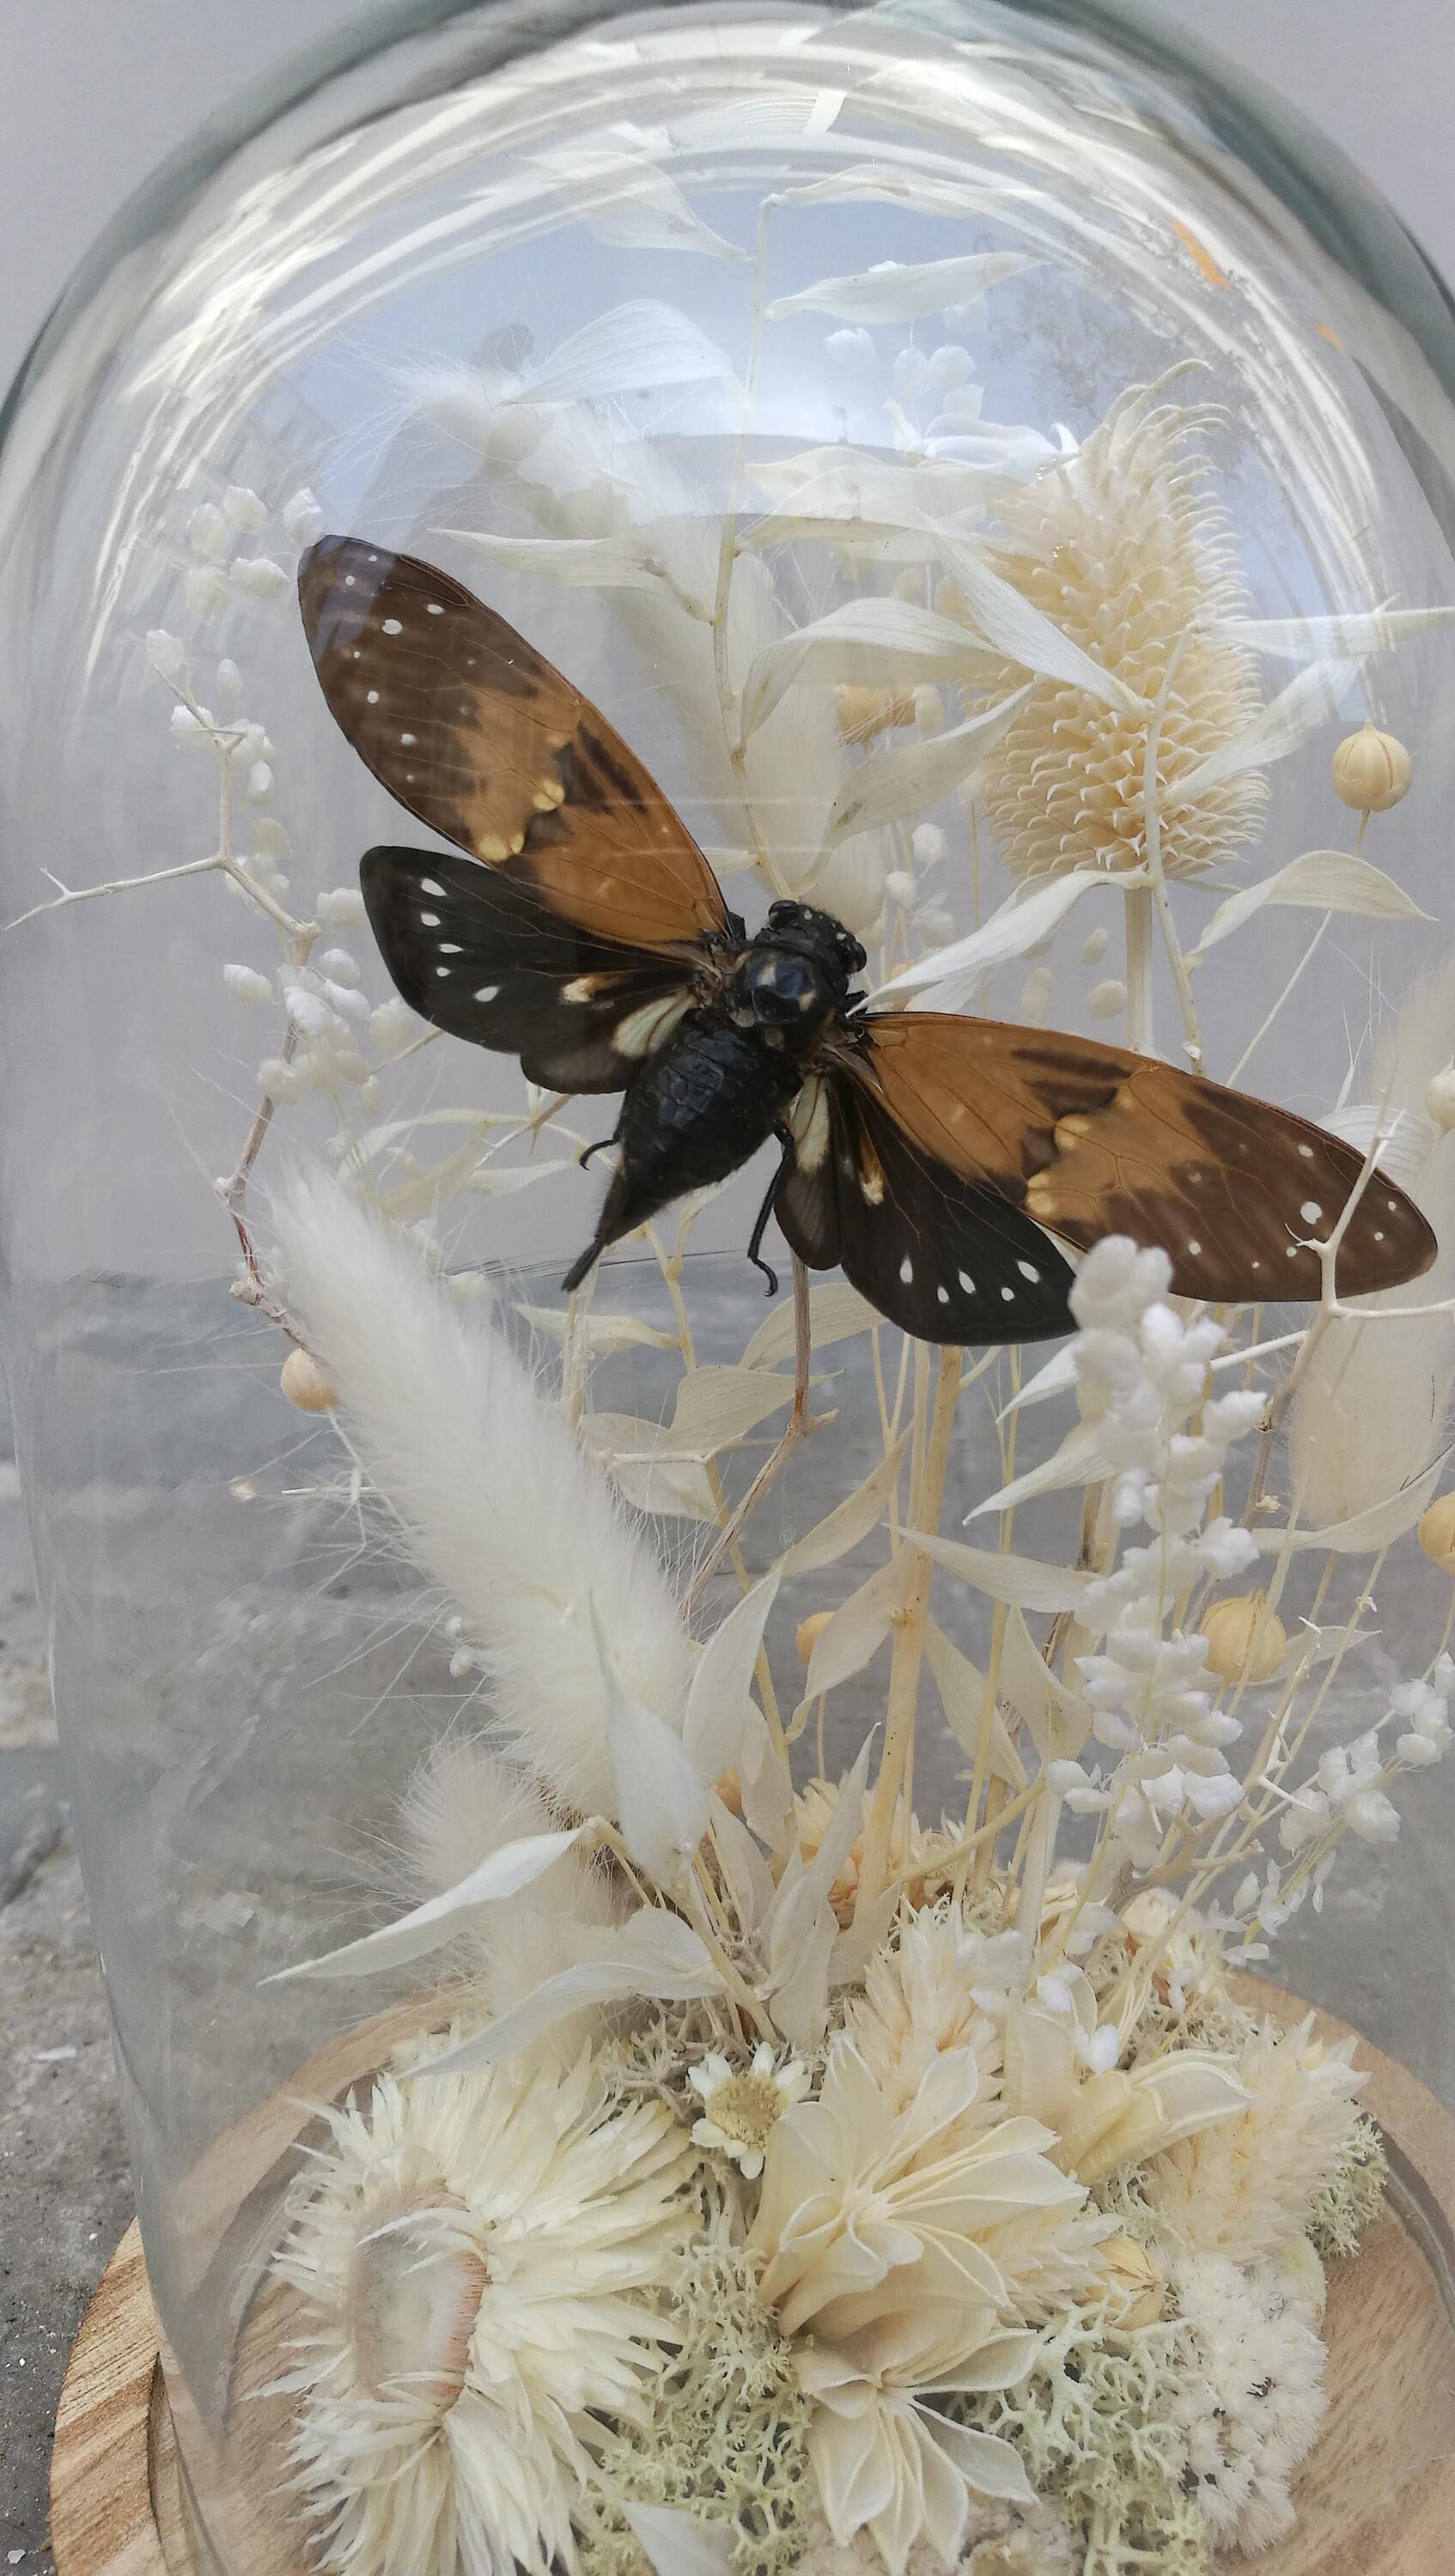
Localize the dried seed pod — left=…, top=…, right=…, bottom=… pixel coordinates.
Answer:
left=1331, top=720, right=1410, bottom=813
left=835, top=683, right=916, bottom=748
left=1200, top=1592, right=1286, bottom=1684
left=1418, top=1492, right=1455, bottom=1573
left=281, top=1346, right=338, bottom=1412
left=1424, top=1065, right=1455, bottom=1131
left=1095, top=2233, right=1166, bottom=2329
left=796, top=1609, right=834, bottom=1666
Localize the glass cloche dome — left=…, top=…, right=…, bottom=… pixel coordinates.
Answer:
left=8, top=3, right=1455, bottom=2572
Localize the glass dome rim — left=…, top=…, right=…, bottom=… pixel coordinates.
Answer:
left=4, top=0, right=1455, bottom=481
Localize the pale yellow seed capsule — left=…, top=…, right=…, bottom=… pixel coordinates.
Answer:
left=1418, top=1492, right=1455, bottom=1573
left=796, top=1610, right=834, bottom=1667
left=1094, top=2234, right=1166, bottom=2330
left=281, top=1346, right=338, bottom=1412
left=1200, top=1592, right=1286, bottom=1685
left=1425, top=1065, right=1455, bottom=1132
left=835, top=684, right=916, bottom=748
left=1331, top=720, right=1411, bottom=813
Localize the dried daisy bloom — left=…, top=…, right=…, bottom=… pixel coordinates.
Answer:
left=274, top=2044, right=692, bottom=2576
left=1141, top=2015, right=1365, bottom=2264
left=845, top=1903, right=1007, bottom=2123
left=750, top=2041, right=1107, bottom=2570
left=977, top=381, right=1265, bottom=882
left=688, top=2044, right=811, bottom=2180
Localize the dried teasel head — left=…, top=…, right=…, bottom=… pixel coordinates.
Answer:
left=1417, top=1492, right=1455, bottom=1573
left=281, top=1346, right=338, bottom=1412
left=1199, top=1592, right=1286, bottom=1684
left=977, top=381, right=1266, bottom=883
left=1331, top=721, right=1410, bottom=813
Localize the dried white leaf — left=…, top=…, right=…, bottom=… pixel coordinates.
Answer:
left=683, top=1573, right=780, bottom=1785
left=1205, top=605, right=1455, bottom=660
left=741, top=598, right=1001, bottom=738
left=429, top=1908, right=720, bottom=2071
left=999, top=1346, right=1079, bottom=1419
left=594, top=1606, right=709, bottom=1880
left=533, top=148, right=746, bottom=261
left=1186, top=849, right=1428, bottom=963
left=1167, top=660, right=1359, bottom=809
left=935, top=532, right=1145, bottom=715
left=922, top=1621, right=1026, bottom=1786
left=767, top=251, right=1028, bottom=323
left=824, top=688, right=1030, bottom=844
left=581, top=1420, right=721, bottom=1523
left=907, top=1530, right=1092, bottom=1612
left=515, top=1303, right=679, bottom=1354
left=466, top=1157, right=575, bottom=1195
left=670, top=1364, right=796, bottom=1451
left=742, top=1280, right=879, bottom=1368
left=266, top=1827, right=585, bottom=1982
left=966, top=1421, right=1111, bottom=1517
left=1254, top=1457, right=1446, bottom=1555
left=874, top=868, right=1120, bottom=1003
left=508, top=301, right=736, bottom=403
left=795, top=1556, right=909, bottom=1710
left=997, top=1607, right=1091, bottom=1761
left=776, top=1436, right=909, bottom=1577
left=621, top=2503, right=734, bottom=2576
left=441, top=526, right=697, bottom=604
left=747, top=445, right=999, bottom=526
left=1318, top=1105, right=1436, bottom=1190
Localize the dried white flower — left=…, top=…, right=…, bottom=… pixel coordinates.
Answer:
left=1142, top=2017, right=1364, bottom=2263
left=688, top=2043, right=809, bottom=2178
left=276, top=2042, right=692, bottom=2576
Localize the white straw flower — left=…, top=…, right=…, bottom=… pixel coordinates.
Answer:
left=688, top=2043, right=810, bottom=2179
left=844, top=1905, right=1006, bottom=2123
left=1141, top=2016, right=1364, bottom=2263
left=979, top=381, right=1264, bottom=883
left=275, top=2044, right=692, bottom=2576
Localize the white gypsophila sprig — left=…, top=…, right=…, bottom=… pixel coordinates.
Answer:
left=1039, top=1240, right=1263, bottom=1874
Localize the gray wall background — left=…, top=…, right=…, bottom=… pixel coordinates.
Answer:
left=2, top=0, right=1454, bottom=407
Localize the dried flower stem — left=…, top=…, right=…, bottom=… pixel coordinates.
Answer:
left=682, top=1254, right=818, bottom=1612
left=861, top=1341, right=962, bottom=1896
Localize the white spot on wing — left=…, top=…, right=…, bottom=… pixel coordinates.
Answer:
left=958, top=1271, right=975, bottom=1294
left=1000, top=1285, right=1014, bottom=1303
left=421, top=879, right=445, bottom=898
left=381, top=617, right=402, bottom=635
left=1017, top=1260, right=1039, bottom=1282
left=898, top=1255, right=914, bottom=1285
left=1300, top=1200, right=1323, bottom=1224
left=420, top=911, right=440, bottom=927
left=475, top=985, right=500, bottom=1004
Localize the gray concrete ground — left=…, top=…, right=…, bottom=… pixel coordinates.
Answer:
left=0, top=1463, right=131, bottom=2574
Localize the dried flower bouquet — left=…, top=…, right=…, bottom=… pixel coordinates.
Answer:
left=26, top=222, right=1455, bottom=2576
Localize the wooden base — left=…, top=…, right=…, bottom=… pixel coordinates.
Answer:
left=50, top=1984, right=1455, bottom=2576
